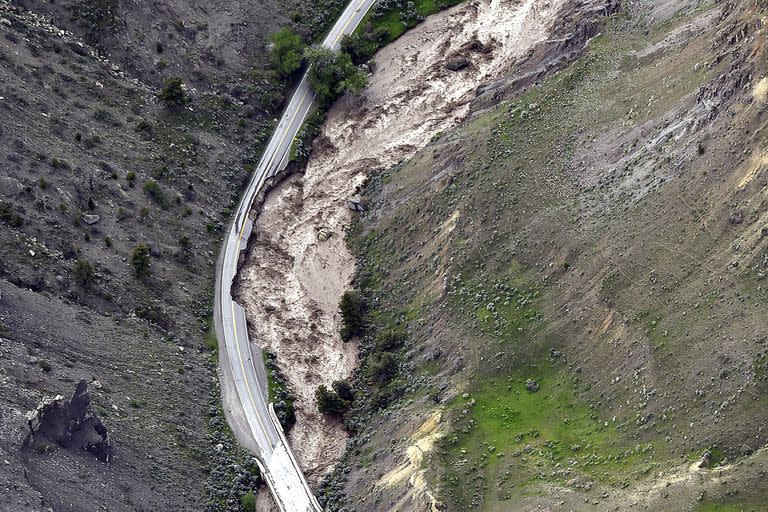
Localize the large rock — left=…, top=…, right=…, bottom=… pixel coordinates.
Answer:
left=25, top=380, right=112, bottom=461
left=0, top=176, right=22, bottom=196
left=82, top=214, right=100, bottom=225
left=445, top=55, right=471, bottom=71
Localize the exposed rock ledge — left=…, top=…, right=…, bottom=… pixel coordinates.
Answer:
left=24, top=379, right=111, bottom=462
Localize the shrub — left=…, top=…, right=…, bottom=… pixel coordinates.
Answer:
left=38, top=177, right=48, bottom=189
left=158, top=75, right=188, bottom=107
left=134, top=119, right=152, bottom=133
left=241, top=491, right=256, bottom=512
left=340, top=27, right=390, bottom=65
left=339, top=290, right=366, bottom=340
left=130, top=243, right=151, bottom=279
left=0, top=202, right=23, bottom=227
left=332, top=380, right=354, bottom=402
left=269, top=28, right=305, bottom=78
left=70, top=0, right=118, bottom=31
left=178, top=234, right=191, bottom=254
left=366, top=352, right=399, bottom=384
left=73, top=259, right=94, bottom=287
left=38, top=360, right=52, bottom=372
left=315, top=384, right=351, bottom=417
left=143, top=179, right=167, bottom=208
left=375, top=327, right=407, bottom=351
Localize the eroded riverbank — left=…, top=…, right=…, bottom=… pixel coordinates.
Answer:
left=235, top=0, right=567, bottom=487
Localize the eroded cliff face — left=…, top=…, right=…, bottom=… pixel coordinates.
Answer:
left=236, top=0, right=612, bottom=491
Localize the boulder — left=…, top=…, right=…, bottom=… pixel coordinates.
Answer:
left=347, top=196, right=366, bottom=212
left=525, top=379, right=540, bottom=392
left=82, top=214, right=100, bottom=225
left=25, top=380, right=112, bottom=461
left=445, top=55, right=470, bottom=71
left=0, top=176, right=22, bottom=196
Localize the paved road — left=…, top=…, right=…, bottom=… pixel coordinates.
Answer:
left=213, top=0, right=376, bottom=509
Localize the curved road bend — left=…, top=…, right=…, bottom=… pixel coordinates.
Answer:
left=213, top=0, right=376, bottom=510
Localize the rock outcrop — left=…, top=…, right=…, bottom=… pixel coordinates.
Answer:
left=25, top=380, right=111, bottom=462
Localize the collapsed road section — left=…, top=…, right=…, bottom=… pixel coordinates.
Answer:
left=212, top=0, right=376, bottom=509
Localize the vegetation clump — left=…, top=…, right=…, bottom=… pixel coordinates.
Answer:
left=339, top=290, right=366, bottom=340
left=0, top=202, right=23, bottom=228
left=70, top=0, right=118, bottom=32
left=143, top=179, right=167, bottom=208
left=264, top=352, right=296, bottom=432
left=315, top=381, right=353, bottom=418
left=158, top=75, right=188, bottom=107
left=130, top=243, right=151, bottom=279
left=240, top=491, right=256, bottom=512
left=73, top=259, right=94, bottom=287
left=304, top=46, right=368, bottom=104
left=270, top=28, right=306, bottom=78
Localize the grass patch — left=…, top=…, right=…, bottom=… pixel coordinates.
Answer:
left=437, top=362, right=667, bottom=508
left=204, top=315, right=218, bottom=352
left=264, top=352, right=296, bottom=432
left=363, top=0, right=463, bottom=41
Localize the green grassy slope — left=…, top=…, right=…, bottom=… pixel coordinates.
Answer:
left=333, top=1, right=768, bottom=510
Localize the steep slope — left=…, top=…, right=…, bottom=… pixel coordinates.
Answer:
left=313, top=0, right=768, bottom=510
left=0, top=0, right=327, bottom=510
left=235, top=0, right=588, bottom=489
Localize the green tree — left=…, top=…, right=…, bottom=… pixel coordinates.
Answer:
left=130, top=243, right=151, bottom=279
left=375, top=327, right=406, bottom=351
left=332, top=379, right=354, bottom=402
left=269, top=28, right=305, bottom=77
left=73, top=259, right=94, bottom=287
left=340, top=27, right=390, bottom=65
left=158, top=75, right=187, bottom=107
left=367, top=351, right=399, bottom=384
left=315, top=384, right=350, bottom=417
left=304, top=46, right=368, bottom=103
left=339, top=290, right=366, bottom=340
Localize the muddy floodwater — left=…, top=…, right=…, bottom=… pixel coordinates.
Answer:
left=236, top=0, right=565, bottom=486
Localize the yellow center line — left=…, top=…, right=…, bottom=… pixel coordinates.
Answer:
left=230, top=86, right=313, bottom=443
left=228, top=0, right=366, bottom=452
left=231, top=300, right=271, bottom=440
left=332, top=3, right=361, bottom=45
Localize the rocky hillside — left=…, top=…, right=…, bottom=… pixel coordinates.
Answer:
left=0, top=0, right=339, bottom=509
left=319, top=0, right=768, bottom=510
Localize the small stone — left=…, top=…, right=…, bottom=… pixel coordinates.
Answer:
left=0, top=18, right=11, bottom=27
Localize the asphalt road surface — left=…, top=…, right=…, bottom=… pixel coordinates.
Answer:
left=213, top=0, right=377, bottom=509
